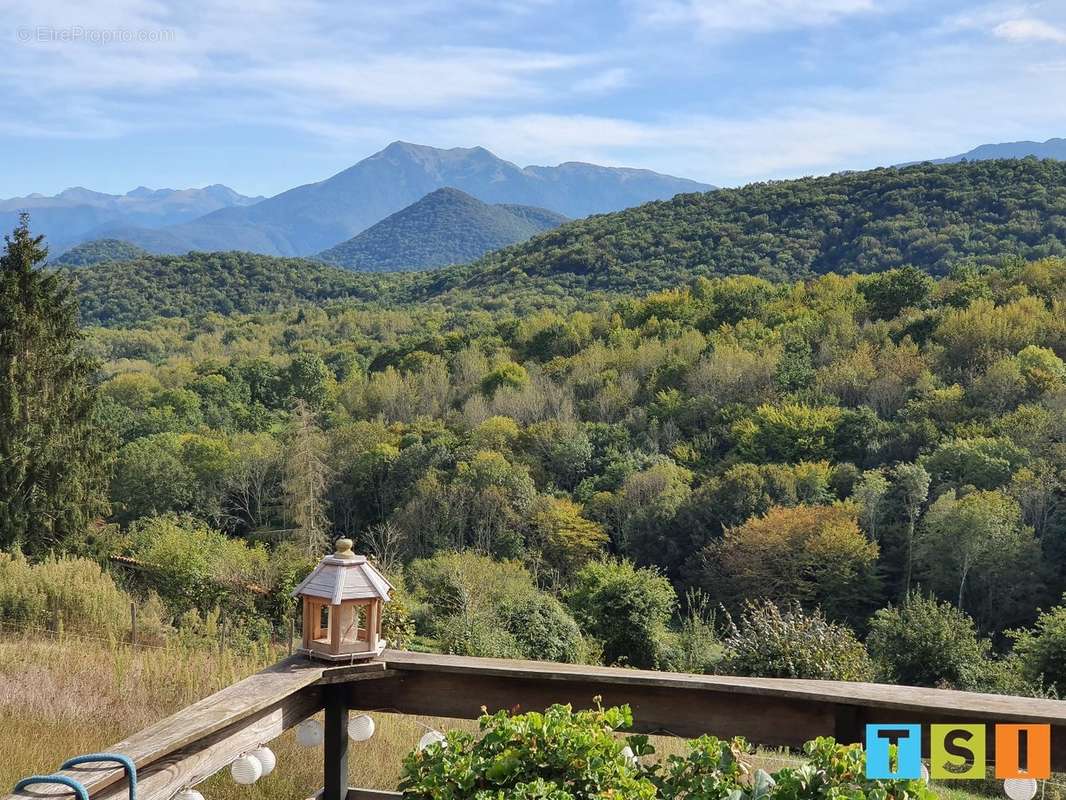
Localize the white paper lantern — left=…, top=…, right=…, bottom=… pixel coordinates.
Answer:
left=621, top=746, right=639, bottom=768
left=174, top=789, right=205, bottom=800
left=1004, top=778, right=1039, bottom=800
left=348, top=714, right=376, bottom=742
left=418, top=730, right=447, bottom=752
left=920, top=764, right=929, bottom=784
left=230, top=754, right=262, bottom=785
left=250, top=746, right=276, bottom=777
left=295, top=719, right=324, bottom=748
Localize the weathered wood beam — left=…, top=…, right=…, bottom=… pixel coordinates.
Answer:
left=339, top=651, right=1066, bottom=769
left=93, top=689, right=320, bottom=800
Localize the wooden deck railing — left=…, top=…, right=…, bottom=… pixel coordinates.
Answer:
left=8, top=650, right=1066, bottom=800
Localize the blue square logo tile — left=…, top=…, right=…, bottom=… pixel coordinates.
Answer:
left=866, top=724, right=922, bottom=780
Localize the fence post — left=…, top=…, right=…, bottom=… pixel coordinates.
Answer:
left=130, top=602, right=138, bottom=647
left=323, top=684, right=349, bottom=800
left=288, top=618, right=295, bottom=656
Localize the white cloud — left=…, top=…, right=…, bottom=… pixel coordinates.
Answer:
left=633, top=0, right=882, bottom=35
left=993, top=18, right=1066, bottom=43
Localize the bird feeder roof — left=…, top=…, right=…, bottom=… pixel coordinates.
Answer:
left=291, top=539, right=393, bottom=605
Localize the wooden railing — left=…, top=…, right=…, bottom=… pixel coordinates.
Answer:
left=8, top=650, right=1066, bottom=800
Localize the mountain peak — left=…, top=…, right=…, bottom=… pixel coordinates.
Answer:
left=316, top=186, right=566, bottom=271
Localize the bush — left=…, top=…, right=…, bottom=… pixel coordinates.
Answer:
left=866, top=594, right=993, bottom=689
left=566, top=558, right=676, bottom=669
left=722, top=600, right=875, bottom=681
left=408, top=552, right=587, bottom=662
left=399, top=702, right=657, bottom=799
left=126, top=514, right=268, bottom=617
left=497, top=593, right=585, bottom=663
left=399, top=701, right=935, bottom=800
left=1010, top=596, right=1066, bottom=691
left=0, top=552, right=172, bottom=641
left=661, top=590, right=726, bottom=675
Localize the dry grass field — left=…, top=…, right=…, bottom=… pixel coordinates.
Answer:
left=0, top=632, right=472, bottom=797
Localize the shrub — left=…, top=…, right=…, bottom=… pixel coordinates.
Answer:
left=866, top=594, right=993, bottom=689
left=722, top=600, right=875, bottom=681
left=408, top=552, right=587, bottom=662
left=1010, top=596, right=1066, bottom=691
left=566, top=558, right=676, bottom=669
left=399, top=701, right=935, bottom=800
left=661, top=590, right=726, bottom=675
left=126, top=514, right=268, bottom=617
left=0, top=552, right=172, bottom=641
left=497, top=593, right=585, bottom=663
left=399, top=702, right=657, bottom=799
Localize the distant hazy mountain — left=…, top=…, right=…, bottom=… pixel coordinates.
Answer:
left=0, top=184, right=264, bottom=253
left=906, top=137, right=1066, bottom=165
left=51, top=238, right=150, bottom=267
left=114, top=142, right=712, bottom=257
left=317, top=187, right=568, bottom=271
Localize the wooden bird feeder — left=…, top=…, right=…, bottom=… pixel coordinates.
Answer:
left=292, top=538, right=392, bottom=661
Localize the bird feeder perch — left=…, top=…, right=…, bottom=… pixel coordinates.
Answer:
left=292, top=538, right=392, bottom=661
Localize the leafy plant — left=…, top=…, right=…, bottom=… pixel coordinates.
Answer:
left=400, top=702, right=937, bottom=800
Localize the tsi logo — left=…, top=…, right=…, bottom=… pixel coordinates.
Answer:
left=865, top=724, right=1051, bottom=780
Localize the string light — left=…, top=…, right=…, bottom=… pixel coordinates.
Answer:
left=295, top=719, right=324, bottom=748
left=229, top=754, right=262, bottom=785
left=418, top=730, right=446, bottom=752
left=249, top=746, right=276, bottom=777
left=348, top=714, right=376, bottom=742
left=1005, top=778, right=1039, bottom=800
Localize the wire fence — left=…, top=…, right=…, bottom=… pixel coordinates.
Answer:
left=0, top=611, right=298, bottom=656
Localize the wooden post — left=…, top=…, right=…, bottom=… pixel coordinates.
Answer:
left=289, top=618, right=295, bottom=656
left=130, top=602, right=138, bottom=648
left=323, top=684, right=349, bottom=800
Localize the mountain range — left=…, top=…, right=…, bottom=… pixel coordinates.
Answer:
left=8, top=142, right=711, bottom=258
left=0, top=185, right=264, bottom=253
left=69, top=158, right=1066, bottom=326
left=316, top=187, right=567, bottom=271
left=900, top=136, right=1066, bottom=166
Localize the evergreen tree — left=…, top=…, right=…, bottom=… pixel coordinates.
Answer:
left=0, top=215, right=109, bottom=552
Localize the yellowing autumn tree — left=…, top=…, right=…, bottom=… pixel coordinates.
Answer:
left=698, top=504, right=879, bottom=625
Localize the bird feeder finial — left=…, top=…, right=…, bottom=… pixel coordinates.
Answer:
left=333, top=537, right=357, bottom=561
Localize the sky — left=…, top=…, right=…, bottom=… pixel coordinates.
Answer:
left=3, top=0, right=1066, bottom=198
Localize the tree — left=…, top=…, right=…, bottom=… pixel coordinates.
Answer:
left=860, top=266, right=935, bottom=320
left=851, top=469, right=889, bottom=540
left=1010, top=596, right=1066, bottom=690
left=528, top=496, right=608, bottom=579
left=917, top=489, right=1037, bottom=615
left=697, top=504, right=879, bottom=626
left=867, top=594, right=992, bottom=689
left=566, top=559, right=676, bottom=669
left=732, top=403, right=842, bottom=463
left=892, top=462, right=930, bottom=598
left=0, top=215, right=110, bottom=552
left=282, top=400, right=332, bottom=556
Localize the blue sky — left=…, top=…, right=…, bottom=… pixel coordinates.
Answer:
left=4, top=0, right=1066, bottom=198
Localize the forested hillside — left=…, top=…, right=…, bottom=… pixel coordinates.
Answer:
left=436, top=159, right=1066, bottom=293
left=69, top=161, right=1066, bottom=325
left=52, top=238, right=150, bottom=266
left=48, top=246, right=1066, bottom=694
left=67, top=251, right=411, bottom=325
left=316, top=188, right=567, bottom=271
